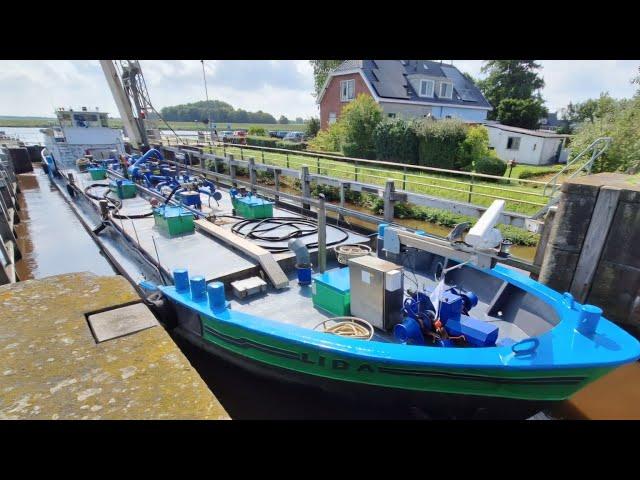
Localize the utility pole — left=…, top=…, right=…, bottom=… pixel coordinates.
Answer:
left=201, top=60, right=213, bottom=143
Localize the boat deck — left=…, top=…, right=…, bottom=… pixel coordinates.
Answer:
left=76, top=171, right=369, bottom=284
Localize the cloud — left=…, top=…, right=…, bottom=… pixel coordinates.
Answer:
left=0, top=60, right=637, bottom=120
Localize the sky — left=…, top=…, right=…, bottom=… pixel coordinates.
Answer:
left=0, top=60, right=638, bottom=119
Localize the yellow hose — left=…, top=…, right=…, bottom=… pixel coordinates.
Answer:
left=313, top=317, right=374, bottom=340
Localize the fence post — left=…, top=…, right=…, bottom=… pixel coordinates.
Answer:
left=383, top=179, right=395, bottom=223
left=262, top=149, right=265, bottom=164
left=339, top=182, right=346, bottom=222
left=286, top=152, right=290, bottom=169
left=317, top=156, right=320, bottom=174
left=248, top=157, right=256, bottom=193
left=274, top=168, right=280, bottom=203
left=301, top=165, right=311, bottom=211
left=402, top=165, right=407, bottom=190
left=467, top=175, right=475, bottom=203
left=240, top=147, right=244, bottom=160
left=223, top=144, right=226, bottom=158
left=354, top=160, right=358, bottom=182
left=228, top=154, right=237, bottom=187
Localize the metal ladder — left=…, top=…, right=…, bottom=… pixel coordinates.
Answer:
left=532, top=137, right=612, bottom=219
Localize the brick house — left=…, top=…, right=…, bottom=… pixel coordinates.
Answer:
left=317, top=60, right=492, bottom=129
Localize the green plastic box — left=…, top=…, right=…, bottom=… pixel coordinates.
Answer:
left=153, top=206, right=195, bottom=236
left=109, top=180, right=137, bottom=199
left=312, top=267, right=351, bottom=316
left=88, top=167, right=107, bottom=180
left=232, top=195, right=274, bottom=219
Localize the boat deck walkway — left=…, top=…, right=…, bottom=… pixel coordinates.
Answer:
left=0, top=272, right=229, bottom=419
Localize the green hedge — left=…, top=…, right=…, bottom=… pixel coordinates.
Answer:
left=474, top=155, right=507, bottom=176
left=373, top=120, right=419, bottom=165
left=415, top=119, right=468, bottom=169
left=245, top=136, right=306, bottom=151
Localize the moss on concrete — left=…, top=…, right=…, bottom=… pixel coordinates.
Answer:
left=0, top=272, right=229, bottom=419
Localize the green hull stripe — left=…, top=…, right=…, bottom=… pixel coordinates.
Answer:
left=201, top=321, right=603, bottom=400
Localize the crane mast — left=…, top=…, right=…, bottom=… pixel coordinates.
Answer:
left=99, top=60, right=160, bottom=150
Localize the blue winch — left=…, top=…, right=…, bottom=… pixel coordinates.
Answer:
left=394, top=285, right=495, bottom=347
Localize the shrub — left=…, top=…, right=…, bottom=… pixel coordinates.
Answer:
left=415, top=118, right=468, bottom=169
left=305, top=117, right=321, bottom=139
left=248, top=126, right=267, bottom=136
left=275, top=140, right=305, bottom=151
left=307, top=121, right=345, bottom=152
left=474, top=155, right=507, bottom=176
left=373, top=119, right=419, bottom=164
left=457, top=125, right=492, bottom=171
left=246, top=136, right=279, bottom=148
left=340, top=94, right=383, bottom=159
left=311, top=184, right=340, bottom=201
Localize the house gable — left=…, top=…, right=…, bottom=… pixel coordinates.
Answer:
left=319, top=72, right=373, bottom=129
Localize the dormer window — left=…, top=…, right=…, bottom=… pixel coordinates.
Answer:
left=419, top=79, right=434, bottom=98
left=440, top=82, right=453, bottom=99
left=340, top=79, right=355, bottom=102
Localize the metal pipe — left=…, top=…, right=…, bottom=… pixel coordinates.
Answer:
left=317, top=193, right=327, bottom=273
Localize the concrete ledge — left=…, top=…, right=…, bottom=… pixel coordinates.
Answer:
left=0, top=272, right=229, bottom=419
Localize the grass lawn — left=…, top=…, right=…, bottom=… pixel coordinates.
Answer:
left=205, top=144, right=553, bottom=215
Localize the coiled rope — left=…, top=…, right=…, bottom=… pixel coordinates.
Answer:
left=313, top=317, right=374, bottom=341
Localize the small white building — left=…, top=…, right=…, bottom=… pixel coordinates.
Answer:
left=485, top=123, right=569, bottom=166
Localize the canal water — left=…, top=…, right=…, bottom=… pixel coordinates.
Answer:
left=14, top=167, right=115, bottom=280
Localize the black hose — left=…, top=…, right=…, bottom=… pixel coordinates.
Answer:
left=84, top=183, right=153, bottom=220
left=230, top=216, right=349, bottom=253
left=164, top=184, right=181, bottom=206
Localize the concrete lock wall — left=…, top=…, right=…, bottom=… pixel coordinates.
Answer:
left=538, top=173, right=640, bottom=334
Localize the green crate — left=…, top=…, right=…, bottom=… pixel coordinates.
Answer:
left=153, top=206, right=195, bottom=236
left=88, top=167, right=107, bottom=180
left=109, top=180, right=137, bottom=199
left=312, top=267, right=350, bottom=316
left=232, top=195, right=274, bottom=219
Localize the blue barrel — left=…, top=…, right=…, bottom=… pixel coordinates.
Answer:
left=393, top=317, right=425, bottom=345
left=296, top=266, right=312, bottom=286
left=173, top=268, right=190, bottom=293
left=578, top=304, right=602, bottom=335
left=190, top=276, right=207, bottom=302
left=207, top=282, right=226, bottom=311
left=378, top=223, right=388, bottom=239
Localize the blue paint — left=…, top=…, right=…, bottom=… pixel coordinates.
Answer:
left=394, top=317, right=426, bottom=345
left=312, top=267, right=350, bottom=293
left=578, top=304, right=602, bottom=336
left=159, top=265, right=640, bottom=371
left=296, top=267, right=312, bottom=286
left=207, top=282, right=226, bottom=311
left=173, top=268, right=190, bottom=292
left=190, top=275, right=207, bottom=302
left=378, top=223, right=388, bottom=238
left=414, top=230, right=426, bottom=236
left=445, top=315, right=499, bottom=347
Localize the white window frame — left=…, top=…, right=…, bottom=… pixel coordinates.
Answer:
left=340, top=79, right=355, bottom=102
left=328, top=112, right=337, bottom=124
left=439, top=82, right=453, bottom=99
left=419, top=79, right=435, bottom=98
left=507, top=136, right=521, bottom=151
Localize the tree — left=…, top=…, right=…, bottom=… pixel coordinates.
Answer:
left=278, top=115, right=289, bottom=124
left=295, top=117, right=304, bottom=124
left=496, top=98, right=547, bottom=130
left=339, top=94, right=383, bottom=159
left=310, top=60, right=345, bottom=98
left=160, top=100, right=277, bottom=123
left=305, top=117, right=320, bottom=138
left=477, top=60, right=547, bottom=127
